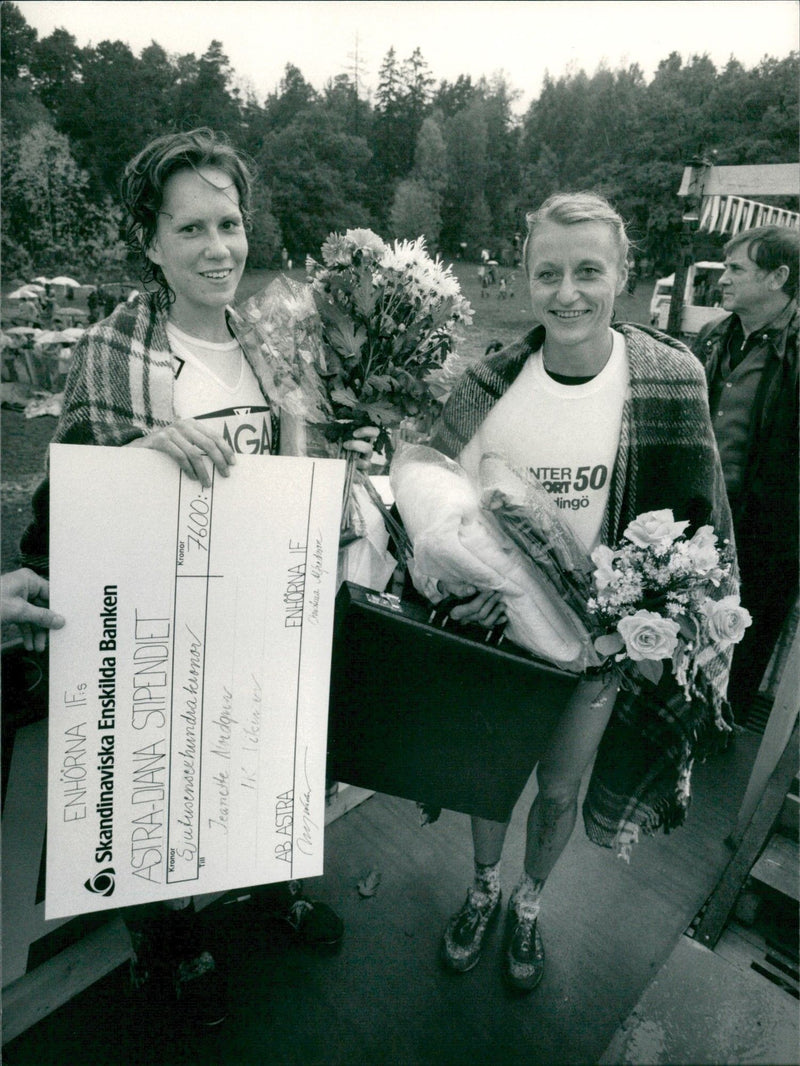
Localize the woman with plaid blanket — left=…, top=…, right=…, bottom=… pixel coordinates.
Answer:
left=20, top=128, right=371, bottom=1026
left=431, top=192, right=736, bottom=994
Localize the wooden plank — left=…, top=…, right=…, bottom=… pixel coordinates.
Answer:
left=733, top=616, right=800, bottom=843
left=693, top=722, right=800, bottom=949
left=2, top=720, right=72, bottom=984
left=750, top=834, right=800, bottom=901
left=679, top=163, right=800, bottom=197
left=2, top=916, right=132, bottom=1045
left=778, top=791, right=799, bottom=839
left=715, top=921, right=799, bottom=997
left=599, top=936, right=799, bottom=1066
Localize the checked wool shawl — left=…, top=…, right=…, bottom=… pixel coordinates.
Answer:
left=430, top=323, right=737, bottom=857
left=49, top=291, right=278, bottom=448
left=18, top=292, right=280, bottom=574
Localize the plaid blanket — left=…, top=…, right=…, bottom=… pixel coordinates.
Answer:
left=50, top=291, right=278, bottom=447
left=431, top=323, right=737, bottom=856
left=18, top=292, right=280, bottom=572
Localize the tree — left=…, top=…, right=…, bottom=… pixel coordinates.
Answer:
left=246, top=184, right=282, bottom=267
left=173, top=40, right=242, bottom=133
left=259, top=110, right=372, bottom=256
left=29, top=27, right=82, bottom=111
left=402, top=47, right=435, bottom=130
left=264, top=63, right=319, bottom=131
left=1, top=123, right=125, bottom=276
left=372, top=47, right=412, bottom=183
left=433, top=75, right=477, bottom=117
left=440, top=100, right=488, bottom=253
left=323, top=72, right=371, bottom=139
left=1, top=2, right=37, bottom=82
left=389, top=179, right=441, bottom=246
left=413, top=115, right=448, bottom=193
left=371, top=46, right=435, bottom=192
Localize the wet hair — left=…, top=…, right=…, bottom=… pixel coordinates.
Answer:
left=523, top=191, right=630, bottom=276
left=725, top=225, right=799, bottom=301
left=120, top=127, right=253, bottom=308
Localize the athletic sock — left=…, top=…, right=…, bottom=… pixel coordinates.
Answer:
left=472, top=859, right=501, bottom=908
left=510, top=872, right=545, bottom=922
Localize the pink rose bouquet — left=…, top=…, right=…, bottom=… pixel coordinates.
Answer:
left=588, top=509, right=751, bottom=694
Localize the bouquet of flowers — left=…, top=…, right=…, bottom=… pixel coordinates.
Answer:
left=587, top=509, right=751, bottom=700
left=396, top=449, right=749, bottom=706
left=306, top=228, right=473, bottom=452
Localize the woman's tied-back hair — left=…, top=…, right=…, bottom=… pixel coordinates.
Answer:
left=523, top=191, right=630, bottom=276
left=120, top=127, right=254, bottom=309
left=725, top=225, right=799, bottom=301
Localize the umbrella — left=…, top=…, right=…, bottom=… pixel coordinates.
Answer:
left=50, top=276, right=81, bottom=287
left=26, top=283, right=47, bottom=293
left=35, top=327, right=85, bottom=345
left=6, top=286, right=42, bottom=299
left=35, top=330, right=71, bottom=345
left=4, top=326, right=37, bottom=334
left=0, top=332, right=26, bottom=349
left=31, top=276, right=50, bottom=285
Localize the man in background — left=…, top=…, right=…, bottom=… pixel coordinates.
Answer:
left=693, top=225, right=798, bottom=723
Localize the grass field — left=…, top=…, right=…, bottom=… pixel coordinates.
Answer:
left=0, top=265, right=654, bottom=572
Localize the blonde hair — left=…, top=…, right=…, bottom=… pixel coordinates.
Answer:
left=523, top=191, right=630, bottom=275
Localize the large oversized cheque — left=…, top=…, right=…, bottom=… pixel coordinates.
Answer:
left=47, top=445, right=345, bottom=920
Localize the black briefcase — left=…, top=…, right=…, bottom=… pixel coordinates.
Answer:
left=326, top=583, right=578, bottom=822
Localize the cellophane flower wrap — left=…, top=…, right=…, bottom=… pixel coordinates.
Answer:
left=390, top=445, right=599, bottom=672
left=306, top=228, right=473, bottom=451
left=588, top=509, right=751, bottom=705
left=232, top=275, right=332, bottom=427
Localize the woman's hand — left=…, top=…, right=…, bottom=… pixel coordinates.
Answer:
left=127, top=419, right=235, bottom=488
left=437, top=583, right=507, bottom=629
left=342, top=425, right=380, bottom=471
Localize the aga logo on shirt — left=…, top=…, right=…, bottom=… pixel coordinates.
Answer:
left=199, top=407, right=273, bottom=455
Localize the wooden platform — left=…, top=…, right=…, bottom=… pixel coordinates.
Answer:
left=599, top=935, right=798, bottom=1066
left=6, top=729, right=766, bottom=1065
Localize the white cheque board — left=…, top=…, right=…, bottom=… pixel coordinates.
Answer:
left=47, top=445, right=345, bottom=919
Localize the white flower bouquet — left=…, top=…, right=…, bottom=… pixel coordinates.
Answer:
left=306, top=228, right=473, bottom=451
left=588, top=509, right=751, bottom=698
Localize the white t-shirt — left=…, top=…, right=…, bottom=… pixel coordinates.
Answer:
left=459, top=330, right=629, bottom=553
left=168, top=321, right=273, bottom=455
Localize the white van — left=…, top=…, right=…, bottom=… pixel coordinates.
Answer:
left=649, top=261, right=726, bottom=334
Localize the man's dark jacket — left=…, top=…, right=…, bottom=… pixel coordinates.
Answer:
left=693, top=303, right=798, bottom=568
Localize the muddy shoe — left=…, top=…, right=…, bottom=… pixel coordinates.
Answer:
left=174, top=950, right=229, bottom=1028
left=503, top=909, right=544, bottom=993
left=127, top=905, right=229, bottom=1027
left=441, top=889, right=502, bottom=973
left=263, top=880, right=344, bottom=951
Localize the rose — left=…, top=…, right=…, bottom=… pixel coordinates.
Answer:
left=623, top=509, right=689, bottom=549
left=701, top=596, right=752, bottom=649
left=590, top=544, right=620, bottom=590
left=617, top=609, right=681, bottom=661
left=685, top=525, right=720, bottom=573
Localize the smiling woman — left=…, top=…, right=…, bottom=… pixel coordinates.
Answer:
left=16, top=127, right=363, bottom=1026
left=145, top=166, right=249, bottom=341
left=426, top=189, right=739, bottom=994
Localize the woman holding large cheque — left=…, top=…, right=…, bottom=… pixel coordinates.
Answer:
left=19, top=128, right=369, bottom=1026
left=407, top=191, right=737, bottom=993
